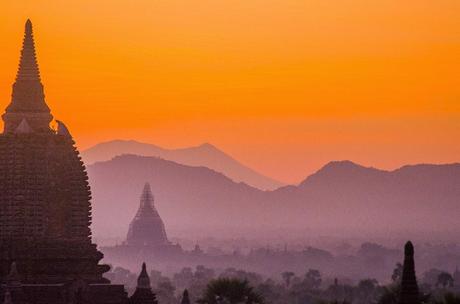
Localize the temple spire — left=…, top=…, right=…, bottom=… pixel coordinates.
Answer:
left=129, top=263, right=158, bottom=304
left=140, top=183, right=154, bottom=210
left=181, top=289, right=191, bottom=304
left=2, top=19, right=52, bottom=134
left=137, top=263, right=151, bottom=289
left=399, top=241, right=420, bottom=304
left=2, top=289, right=12, bottom=304
left=126, top=183, right=170, bottom=246
left=16, top=19, right=41, bottom=82
left=6, top=262, right=21, bottom=288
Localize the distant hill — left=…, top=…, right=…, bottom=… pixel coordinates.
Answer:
left=271, top=161, right=460, bottom=236
left=87, top=156, right=460, bottom=241
left=87, top=155, right=266, bottom=239
left=81, top=140, right=284, bottom=190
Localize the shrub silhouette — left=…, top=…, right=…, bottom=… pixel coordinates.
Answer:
left=197, top=278, right=264, bottom=304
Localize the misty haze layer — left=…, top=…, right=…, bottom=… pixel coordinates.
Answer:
left=88, top=156, right=460, bottom=242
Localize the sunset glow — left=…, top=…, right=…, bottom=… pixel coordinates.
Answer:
left=0, top=0, right=458, bottom=183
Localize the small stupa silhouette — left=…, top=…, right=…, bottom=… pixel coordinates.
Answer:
left=399, top=241, right=420, bottom=304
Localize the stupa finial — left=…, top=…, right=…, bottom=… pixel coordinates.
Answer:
left=2, top=19, right=53, bottom=133
left=25, top=19, right=32, bottom=34
left=130, top=262, right=158, bottom=303
left=140, top=183, right=154, bottom=209
left=2, top=288, right=12, bottom=304
left=16, top=19, right=40, bottom=82
left=136, top=262, right=151, bottom=289
left=7, top=262, right=21, bottom=287
left=181, top=289, right=191, bottom=304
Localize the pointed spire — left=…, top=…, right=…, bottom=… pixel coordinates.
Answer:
left=126, top=183, right=170, bottom=246
left=136, top=262, right=151, bottom=289
left=130, top=262, right=158, bottom=303
left=2, top=288, right=12, bottom=304
left=399, top=241, right=420, bottom=304
left=16, top=19, right=41, bottom=82
left=8, top=262, right=19, bottom=279
left=135, top=182, right=159, bottom=217
left=140, top=183, right=154, bottom=209
left=2, top=19, right=53, bottom=134
left=7, top=262, right=21, bottom=288
left=181, top=289, right=191, bottom=304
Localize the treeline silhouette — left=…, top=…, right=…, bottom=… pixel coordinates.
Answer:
left=105, top=263, right=460, bottom=304
left=103, top=241, right=460, bottom=284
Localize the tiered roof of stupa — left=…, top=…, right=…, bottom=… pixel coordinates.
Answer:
left=0, top=20, right=107, bottom=284
left=126, top=183, right=170, bottom=247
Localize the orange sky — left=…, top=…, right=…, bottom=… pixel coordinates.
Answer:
left=0, top=0, right=459, bottom=184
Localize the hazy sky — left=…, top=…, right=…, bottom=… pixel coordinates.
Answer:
left=0, top=0, right=458, bottom=183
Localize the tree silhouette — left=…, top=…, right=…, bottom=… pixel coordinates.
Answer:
left=437, top=272, right=454, bottom=289
left=197, top=278, right=264, bottom=304
left=423, top=268, right=444, bottom=288
left=281, top=272, right=295, bottom=288
left=391, top=263, right=403, bottom=283
left=355, top=279, right=379, bottom=304
left=304, top=269, right=322, bottom=290
left=378, top=284, right=400, bottom=304
left=433, top=292, right=460, bottom=304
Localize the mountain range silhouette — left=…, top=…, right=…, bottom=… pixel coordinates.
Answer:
left=81, top=140, right=284, bottom=190
left=87, top=154, right=460, bottom=241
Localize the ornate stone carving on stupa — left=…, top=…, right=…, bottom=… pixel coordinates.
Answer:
left=0, top=19, right=108, bottom=284
left=0, top=19, right=163, bottom=304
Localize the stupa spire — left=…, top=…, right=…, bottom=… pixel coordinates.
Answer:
left=130, top=263, right=158, bottom=303
left=126, top=183, right=170, bottom=246
left=137, top=263, right=151, bottom=289
left=16, top=19, right=41, bottom=82
left=2, top=19, right=52, bottom=134
left=140, top=183, right=154, bottom=209
left=6, top=262, right=21, bottom=287
left=181, top=289, right=191, bottom=304
left=399, top=241, right=420, bottom=304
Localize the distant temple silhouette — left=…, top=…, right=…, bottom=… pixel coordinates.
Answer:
left=129, top=263, right=158, bottom=304
left=127, top=183, right=170, bottom=247
left=0, top=20, right=151, bottom=304
left=103, top=183, right=182, bottom=263
left=399, top=241, right=420, bottom=304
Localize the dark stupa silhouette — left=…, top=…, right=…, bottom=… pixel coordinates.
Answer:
left=101, top=182, right=182, bottom=269
left=127, top=183, right=169, bottom=246
left=129, top=263, right=158, bottom=304
left=0, top=20, right=150, bottom=304
left=399, top=241, right=420, bottom=304
left=2, top=19, right=52, bottom=134
left=0, top=18, right=106, bottom=284
left=181, top=289, right=191, bottom=304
